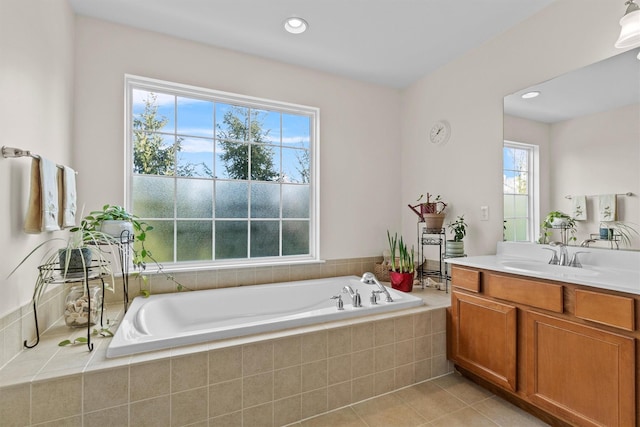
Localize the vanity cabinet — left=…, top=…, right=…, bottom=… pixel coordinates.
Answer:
left=448, top=265, right=637, bottom=427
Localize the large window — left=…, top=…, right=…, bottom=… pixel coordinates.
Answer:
left=503, top=141, right=538, bottom=242
left=125, top=76, right=319, bottom=267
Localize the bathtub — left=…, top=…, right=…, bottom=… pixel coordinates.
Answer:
left=106, top=275, right=424, bottom=358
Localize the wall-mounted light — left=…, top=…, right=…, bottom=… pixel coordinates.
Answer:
left=615, top=0, right=640, bottom=49
left=284, top=17, right=308, bottom=34
left=521, top=91, right=541, bottom=99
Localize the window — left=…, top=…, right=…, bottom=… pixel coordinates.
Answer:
left=503, top=141, right=538, bottom=242
left=125, top=76, right=319, bottom=267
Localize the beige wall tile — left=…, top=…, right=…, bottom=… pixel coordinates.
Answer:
left=130, top=395, right=170, bottom=427
left=209, top=410, right=242, bottom=427
left=374, top=319, right=395, bottom=347
left=328, top=354, right=351, bottom=385
left=301, top=388, right=327, bottom=420
left=33, top=415, right=82, bottom=426
left=301, top=331, right=327, bottom=362
left=274, top=366, right=301, bottom=400
left=374, top=344, right=395, bottom=372
left=274, top=336, right=301, bottom=369
left=243, top=341, right=274, bottom=376
left=209, top=346, right=242, bottom=384
left=432, top=355, right=452, bottom=377
left=243, top=372, right=274, bottom=408
left=327, top=327, right=351, bottom=357
left=415, top=359, right=432, bottom=383
left=394, top=316, right=414, bottom=342
left=415, top=335, right=432, bottom=361
left=243, top=402, right=274, bottom=427
left=413, top=312, right=432, bottom=337
left=130, top=359, right=170, bottom=402
left=0, top=383, right=30, bottom=426
left=274, top=395, right=302, bottom=427
left=83, top=366, right=128, bottom=412
left=395, top=339, right=414, bottom=367
left=209, top=379, right=242, bottom=418
left=327, top=381, right=352, bottom=411
left=301, top=360, right=327, bottom=392
left=395, top=363, right=415, bottom=389
left=83, top=404, right=128, bottom=427
left=171, top=352, right=208, bottom=392
left=351, top=374, right=374, bottom=403
left=374, top=370, right=395, bottom=396
left=432, top=308, right=446, bottom=333
left=351, top=349, right=374, bottom=379
left=351, top=324, right=373, bottom=352
left=31, top=375, right=82, bottom=424
left=171, top=386, right=208, bottom=426
left=432, top=331, right=446, bottom=357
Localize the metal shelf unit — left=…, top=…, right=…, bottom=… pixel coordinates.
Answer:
left=416, top=223, right=446, bottom=291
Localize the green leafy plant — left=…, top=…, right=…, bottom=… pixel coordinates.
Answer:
left=387, top=230, right=415, bottom=273
left=416, top=193, right=447, bottom=214
left=447, top=215, right=467, bottom=242
left=539, top=211, right=576, bottom=244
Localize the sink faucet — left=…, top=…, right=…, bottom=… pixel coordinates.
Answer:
left=549, top=242, right=569, bottom=266
left=342, top=285, right=362, bottom=307
left=580, top=239, right=596, bottom=247
left=361, top=272, right=393, bottom=302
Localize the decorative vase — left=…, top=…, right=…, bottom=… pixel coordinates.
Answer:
left=445, top=240, right=465, bottom=257
left=423, top=213, right=446, bottom=231
left=100, top=220, right=134, bottom=240
left=58, top=248, right=93, bottom=272
left=389, top=271, right=414, bottom=292
left=64, top=285, right=102, bottom=327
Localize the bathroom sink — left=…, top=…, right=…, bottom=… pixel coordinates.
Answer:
left=500, top=260, right=600, bottom=278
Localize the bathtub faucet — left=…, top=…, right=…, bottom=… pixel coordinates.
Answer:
left=361, top=272, right=393, bottom=302
left=342, top=285, right=362, bottom=307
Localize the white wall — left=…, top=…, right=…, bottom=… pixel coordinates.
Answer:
left=0, top=0, right=75, bottom=318
left=400, top=0, right=626, bottom=256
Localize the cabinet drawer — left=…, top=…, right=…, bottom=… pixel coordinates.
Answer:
left=575, top=289, right=635, bottom=331
left=451, top=266, right=480, bottom=292
left=485, top=273, right=563, bottom=313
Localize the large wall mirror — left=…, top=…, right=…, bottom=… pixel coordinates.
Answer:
left=503, top=47, right=640, bottom=250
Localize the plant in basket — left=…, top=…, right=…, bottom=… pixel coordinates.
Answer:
left=386, top=230, right=415, bottom=292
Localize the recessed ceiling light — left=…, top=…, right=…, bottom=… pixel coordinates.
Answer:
left=284, top=17, right=308, bottom=34
left=521, top=91, right=541, bottom=99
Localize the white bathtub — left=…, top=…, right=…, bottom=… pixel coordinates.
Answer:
left=106, top=275, right=424, bottom=358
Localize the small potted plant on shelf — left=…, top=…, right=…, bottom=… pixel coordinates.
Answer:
left=539, top=211, right=576, bottom=244
left=408, top=193, right=447, bottom=230
left=446, top=215, right=467, bottom=257
left=386, top=230, right=415, bottom=292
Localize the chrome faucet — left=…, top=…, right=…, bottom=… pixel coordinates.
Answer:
left=342, top=285, right=362, bottom=307
left=361, top=272, right=393, bottom=302
left=580, top=239, right=596, bottom=247
left=549, top=242, right=569, bottom=266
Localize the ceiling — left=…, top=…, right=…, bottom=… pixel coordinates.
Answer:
left=68, top=0, right=557, bottom=89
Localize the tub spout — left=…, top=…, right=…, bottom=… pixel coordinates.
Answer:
left=361, top=272, right=393, bottom=302
left=342, top=285, right=362, bottom=307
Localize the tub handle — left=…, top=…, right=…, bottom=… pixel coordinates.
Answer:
left=330, top=295, right=344, bottom=310
left=370, top=290, right=383, bottom=305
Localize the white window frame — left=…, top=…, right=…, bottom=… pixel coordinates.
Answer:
left=503, top=140, right=539, bottom=242
left=124, top=75, right=320, bottom=269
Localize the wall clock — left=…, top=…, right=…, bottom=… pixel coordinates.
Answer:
left=429, top=120, right=451, bottom=145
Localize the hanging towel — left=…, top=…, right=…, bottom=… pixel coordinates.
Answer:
left=24, top=157, right=60, bottom=233
left=58, top=165, right=77, bottom=228
left=572, top=195, right=587, bottom=221
left=598, top=194, right=617, bottom=222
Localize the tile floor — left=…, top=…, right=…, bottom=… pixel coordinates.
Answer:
left=290, top=372, right=550, bottom=427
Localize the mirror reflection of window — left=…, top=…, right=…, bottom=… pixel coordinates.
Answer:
left=504, top=141, right=539, bottom=242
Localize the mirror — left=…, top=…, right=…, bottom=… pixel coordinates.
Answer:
left=503, top=47, right=640, bottom=250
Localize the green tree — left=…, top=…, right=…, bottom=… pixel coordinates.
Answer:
left=217, top=107, right=277, bottom=181
left=133, top=93, right=180, bottom=175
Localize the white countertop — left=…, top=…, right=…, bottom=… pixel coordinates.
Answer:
left=446, top=242, right=640, bottom=295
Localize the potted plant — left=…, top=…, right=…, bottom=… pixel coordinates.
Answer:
left=539, top=211, right=576, bottom=244
left=387, top=230, right=415, bottom=292
left=446, top=215, right=467, bottom=257
left=408, top=193, right=447, bottom=230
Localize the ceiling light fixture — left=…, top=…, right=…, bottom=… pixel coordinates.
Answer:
left=284, top=17, right=308, bottom=34
left=521, top=91, right=541, bottom=99
left=615, top=0, right=640, bottom=49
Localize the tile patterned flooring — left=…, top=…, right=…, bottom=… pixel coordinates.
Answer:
left=290, top=372, right=550, bottom=427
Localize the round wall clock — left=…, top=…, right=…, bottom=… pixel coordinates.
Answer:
left=429, top=120, right=451, bottom=145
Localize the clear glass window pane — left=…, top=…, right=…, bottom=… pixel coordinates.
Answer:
left=215, top=181, right=248, bottom=218
left=216, top=103, right=249, bottom=142
left=133, top=89, right=175, bottom=134
left=177, top=97, right=213, bottom=138
left=177, top=137, right=214, bottom=178
left=132, top=175, right=175, bottom=218
left=132, top=132, right=177, bottom=176
left=282, top=220, right=309, bottom=256
left=250, top=221, right=279, bottom=257
left=216, top=141, right=248, bottom=180
left=282, top=184, right=309, bottom=218
left=282, top=114, right=310, bottom=150
left=177, top=178, right=213, bottom=218
left=139, top=220, right=174, bottom=263
left=251, top=183, right=280, bottom=218
left=251, top=143, right=278, bottom=181
left=281, top=148, right=309, bottom=184
left=177, top=220, right=212, bottom=261
left=215, top=221, right=248, bottom=259
left=258, top=110, right=281, bottom=143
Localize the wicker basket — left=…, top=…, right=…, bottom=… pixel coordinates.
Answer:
left=373, top=262, right=391, bottom=282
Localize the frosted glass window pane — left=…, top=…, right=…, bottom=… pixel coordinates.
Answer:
left=251, top=144, right=278, bottom=182
left=177, top=178, right=212, bottom=218
left=283, top=220, right=309, bottom=255
left=177, top=137, right=213, bottom=178
left=254, top=109, right=281, bottom=143
left=282, top=114, right=310, bottom=149
left=251, top=183, right=279, bottom=218
left=250, top=221, right=279, bottom=257
left=514, top=218, right=529, bottom=241
left=216, top=181, right=248, bottom=218
left=216, top=141, right=248, bottom=180
left=177, top=97, right=213, bottom=138
left=216, top=103, right=249, bottom=142
left=504, top=195, right=515, bottom=217
left=514, top=195, right=529, bottom=216
left=282, top=185, right=309, bottom=218
left=132, top=132, right=176, bottom=176
left=177, top=221, right=212, bottom=261
left=215, top=221, right=247, bottom=259
left=138, top=220, right=174, bottom=263
left=132, top=89, right=175, bottom=134
left=503, top=219, right=515, bottom=241
left=132, top=176, right=175, bottom=218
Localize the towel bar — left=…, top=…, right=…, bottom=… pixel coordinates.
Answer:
left=2, top=145, right=78, bottom=173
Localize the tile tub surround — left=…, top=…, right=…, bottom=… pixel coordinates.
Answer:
left=0, top=286, right=451, bottom=426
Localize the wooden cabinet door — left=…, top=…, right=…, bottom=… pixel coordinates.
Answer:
left=450, top=291, right=517, bottom=391
left=526, top=311, right=635, bottom=427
